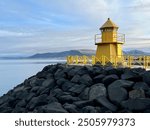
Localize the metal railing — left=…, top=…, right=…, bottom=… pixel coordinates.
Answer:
left=95, top=33, right=125, bottom=44
left=67, top=55, right=150, bottom=69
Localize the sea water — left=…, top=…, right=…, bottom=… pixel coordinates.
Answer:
left=0, top=59, right=65, bottom=96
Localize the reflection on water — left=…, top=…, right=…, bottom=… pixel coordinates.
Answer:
left=0, top=59, right=65, bottom=96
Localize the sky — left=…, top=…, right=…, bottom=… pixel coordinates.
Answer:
left=0, top=0, right=150, bottom=56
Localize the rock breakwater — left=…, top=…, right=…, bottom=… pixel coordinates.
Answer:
left=0, top=64, right=150, bottom=113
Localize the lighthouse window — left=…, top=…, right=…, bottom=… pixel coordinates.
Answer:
left=104, top=29, right=112, bottom=31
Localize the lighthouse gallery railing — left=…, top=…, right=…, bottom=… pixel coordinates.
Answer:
left=95, top=33, right=125, bottom=44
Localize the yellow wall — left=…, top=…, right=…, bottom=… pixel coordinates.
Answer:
left=117, top=44, right=122, bottom=57
left=102, top=29, right=117, bottom=43
left=95, top=43, right=123, bottom=63
left=96, top=44, right=111, bottom=61
left=110, top=44, right=117, bottom=56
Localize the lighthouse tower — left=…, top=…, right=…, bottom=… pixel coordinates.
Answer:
left=95, top=18, right=125, bottom=63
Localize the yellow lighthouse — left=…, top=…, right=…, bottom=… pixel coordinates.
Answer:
left=95, top=18, right=125, bottom=63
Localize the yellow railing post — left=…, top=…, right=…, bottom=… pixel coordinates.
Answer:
left=144, top=56, right=148, bottom=69
left=144, top=56, right=146, bottom=69
left=70, top=56, right=72, bottom=64
left=102, top=55, right=105, bottom=66
left=92, top=55, right=96, bottom=65
left=66, top=56, right=69, bottom=64
left=70, top=56, right=73, bottom=64
left=67, top=56, right=73, bottom=64
left=146, top=56, right=148, bottom=69
left=127, top=56, right=129, bottom=67
left=78, top=56, right=81, bottom=64
left=139, top=56, right=142, bottom=64
left=148, top=56, right=150, bottom=69
left=75, top=56, right=78, bottom=64
left=143, top=56, right=145, bottom=69
left=127, top=56, right=133, bottom=68
left=114, top=56, right=117, bottom=68
left=83, top=55, right=87, bottom=65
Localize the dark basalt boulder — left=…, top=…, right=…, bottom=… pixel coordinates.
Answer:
left=73, top=100, right=94, bottom=108
left=142, top=71, right=150, bottom=86
left=54, top=69, right=67, bottom=80
left=82, top=106, right=97, bottom=113
left=42, top=65, right=57, bottom=73
left=61, top=81, right=75, bottom=91
left=76, top=67, right=89, bottom=76
left=121, top=98, right=150, bottom=112
left=24, top=93, right=35, bottom=102
left=121, top=70, right=142, bottom=82
left=63, top=103, right=78, bottom=113
left=89, top=83, right=107, bottom=100
left=133, top=82, right=150, bottom=91
left=40, top=102, right=68, bottom=113
left=58, top=95, right=80, bottom=104
left=108, top=80, right=134, bottom=88
left=13, top=106, right=26, bottom=113
left=0, top=105, right=12, bottom=113
left=129, top=89, right=145, bottom=99
left=56, top=78, right=68, bottom=86
left=30, top=77, right=44, bottom=87
left=27, top=94, right=48, bottom=110
left=36, top=71, right=48, bottom=79
left=0, top=95, right=10, bottom=106
left=105, top=67, right=123, bottom=76
left=68, top=84, right=86, bottom=95
left=108, top=84, right=128, bottom=105
left=12, top=90, right=29, bottom=100
left=36, top=86, right=50, bottom=95
left=95, top=96, right=118, bottom=112
left=16, top=99, right=26, bottom=108
left=93, top=74, right=105, bottom=83
left=92, top=66, right=104, bottom=76
left=71, top=75, right=81, bottom=83
left=79, top=74, right=93, bottom=86
left=79, top=87, right=90, bottom=100
left=50, top=88, right=64, bottom=98
left=67, top=67, right=81, bottom=78
left=42, top=79, right=55, bottom=88
left=45, top=96, right=58, bottom=105
left=30, top=86, right=40, bottom=93
left=102, top=74, right=119, bottom=86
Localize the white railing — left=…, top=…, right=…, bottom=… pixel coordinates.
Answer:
left=95, top=33, right=125, bottom=44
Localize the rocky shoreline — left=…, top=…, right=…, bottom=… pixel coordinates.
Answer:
left=0, top=64, right=150, bottom=113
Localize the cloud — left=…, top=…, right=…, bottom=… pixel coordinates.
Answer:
left=128, top=0, right=150, bottom=11
left=0, top=30, right=32, bottom=37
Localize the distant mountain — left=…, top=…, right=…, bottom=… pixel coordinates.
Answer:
left=29, top=50, right=83, bottom=59
left=123, top=50, right=150, bottom=55
left=29, top=49, right=150, bottom=59
left=1, top=49, right=150, bottom=60
left=0, top=56, right=26, bottom=60
left=79, top=49, right=96, bottom=55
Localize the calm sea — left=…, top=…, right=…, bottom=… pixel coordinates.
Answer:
left=0, top=59, right=65, bottom=96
